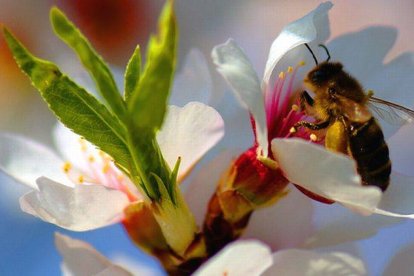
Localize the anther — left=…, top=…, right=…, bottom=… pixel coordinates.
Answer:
left=102, top=163, right=110, bottom=174
left=279, top=71, right=285, bottom=79
left=310, top=133, right=318, bottom=141
left=289, top=127, right=297, bottom=134
left=299, top=60, right=306, bottom=66
left=78, top=175, right=84, bottom=184
left=62, top=162, right=72, bottom=173
left=287, top=66, right=293, bottom=73
left=291, top=104, right=299, bottom=112
left=88, top=155, right=95, bottom=162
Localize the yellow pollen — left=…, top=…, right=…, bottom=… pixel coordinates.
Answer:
left=287, top=66, right=293, bottom=73
left=102, top=163, right=110, bottom=174
left=299, top=60, right=306, bottom=66
left=289, top=127, right=297, bottom=134
left=78, top=138, right=87, bottom=152
left=279, top=71, right=285, bottom=79
left=78, top=175, right=84, bottom=184
left=310, top=133, right=318, bottom=141
left=62, top=162, right=72, bottom=173
left=291, top=104, right=299, bottom=112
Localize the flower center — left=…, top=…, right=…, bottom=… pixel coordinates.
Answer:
left=266, top=62, right=321, bottom=143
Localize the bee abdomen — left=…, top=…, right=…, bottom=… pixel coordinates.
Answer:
left=349, top=118, right=391, bottom=191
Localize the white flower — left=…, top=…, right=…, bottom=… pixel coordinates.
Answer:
left=0, top=51, right=225, bottom=231
left=55, top=232, right=367, bottom=276
left=210, top=1, right=414, bottom=219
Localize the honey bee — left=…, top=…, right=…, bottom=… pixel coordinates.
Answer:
left=292, top=44, right=414, bottom=191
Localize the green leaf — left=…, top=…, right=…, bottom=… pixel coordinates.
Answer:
left=168, top=157, right=181, bottom=204
left=3, top=28, right=132, bottom=170
left=124, top=45, right=141, bottom=101
left=128, top=0, right=177, bottom=133
left=127, top=129, right=172, bottom=201
left=50, top=7, right=126, bottom=120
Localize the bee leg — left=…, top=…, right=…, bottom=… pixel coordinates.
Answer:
left=291, top=120, right=330, bottom=132
left=300, top=91, right=314, bottom=111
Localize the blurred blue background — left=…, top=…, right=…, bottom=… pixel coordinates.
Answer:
left=1, top=0, right=414, bottom=275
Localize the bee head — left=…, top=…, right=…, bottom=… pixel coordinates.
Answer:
left=306, top=62, right=343, bottom=87
left=305, top=61, right=365, bottom=102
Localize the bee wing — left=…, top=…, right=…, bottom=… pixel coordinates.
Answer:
left=337, top=96, right=372, bottom=123
left=368, top=96, right=414, bottom=125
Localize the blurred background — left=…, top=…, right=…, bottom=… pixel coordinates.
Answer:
left=1, top=0, right=414, bottom=275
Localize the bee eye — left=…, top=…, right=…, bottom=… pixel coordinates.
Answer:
left=312, top=70, right=325, bottom=82
left=328, top=87, right=336, bottom=94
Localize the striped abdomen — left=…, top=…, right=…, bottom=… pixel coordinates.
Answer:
left=348, top=118, right=391, bottom=191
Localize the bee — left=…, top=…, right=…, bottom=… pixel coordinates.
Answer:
left=292, top=44, right=414, bottom=191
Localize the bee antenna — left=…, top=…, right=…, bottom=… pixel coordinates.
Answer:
left=304, top=43, right=318, bottom=65
left=318, top=44, right=331, bottom=62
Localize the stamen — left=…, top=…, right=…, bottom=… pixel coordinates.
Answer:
left=279, top=71, right=285, bottom=79
left=102, top=163, right=110, bottom=174
left=258, top=156, right=279, bottom=170
left=289, top=127, right=297, bottom=134
left=299, top=60, right=306, bottom=66
left=291, top=104, right=299, bottom=112
left=78, top=175, right=84, bottom=184
left=310, top=133, right=318, bottom=141
left=78, top=138, right=87, bottom=152
left=88, top=155, right=95, bottom=162
left=287, top=66, right=293, bottom=73
left=62, top=162, right=72, bottom=173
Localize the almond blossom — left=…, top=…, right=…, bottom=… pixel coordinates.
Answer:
left=0, top=53, right=225, bottom=231
left=210, top=1, right=414, bottom=219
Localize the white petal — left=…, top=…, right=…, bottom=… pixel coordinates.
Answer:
left=388, top=123, right=414, bottom=176
left=55, top=233, right=133, bottom=276
left=383, top=242, right=414, bottom=276
left=194, top=240, right=272, bottom=276
left=263, top=2, right=333, bottom=86
left=264, top=249, right=366, bottom=276
left=0, top=133, right=68, bottom=189
left=184, top=150, right=239, bottom=226
left=157, top=102, right=224, bottom=181
left=170, top=49, right=212, bottom=106
left=374, top=173, right=414, bottom=219
left=244, top=187, right=315, bottom=250
left=211, top=39, right=268, bottom=157
left=327, top=27, right=397, bottom=83
left=20, top=177, right=130, bottom=231
left=53, top=123, right=89, bottom=170
left=365, top=53, right=414, bottom=139
left=304, top=203, right=400, bottom=249
left=271, top=138, right=382, bottom=215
